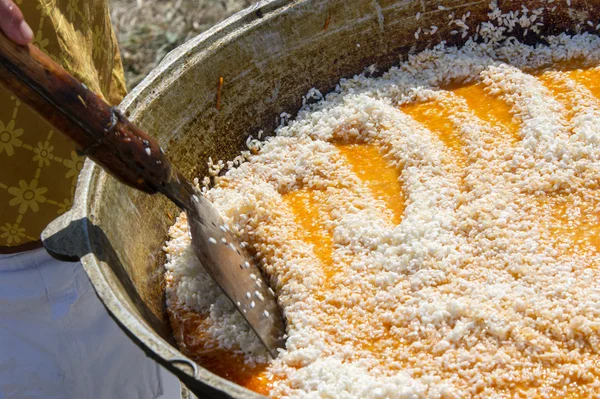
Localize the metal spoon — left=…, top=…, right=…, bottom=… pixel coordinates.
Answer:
left=0, top=33, right=286, bottom=357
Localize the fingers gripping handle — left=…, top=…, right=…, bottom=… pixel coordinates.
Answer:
left=0, top=32, right=172, bottom=194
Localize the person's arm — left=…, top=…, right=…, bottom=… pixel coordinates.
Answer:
left=0, top=0, right=33, bottom=45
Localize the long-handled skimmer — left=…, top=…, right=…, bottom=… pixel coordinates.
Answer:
left=0, top=32, right=286, bottom=357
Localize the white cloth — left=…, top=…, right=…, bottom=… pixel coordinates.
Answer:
left=0, top=248, right=181, bottom=399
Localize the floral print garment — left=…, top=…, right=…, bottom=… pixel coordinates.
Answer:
left=0, top=0, right=127, bottom=249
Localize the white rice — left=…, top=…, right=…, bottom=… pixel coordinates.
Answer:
left=164, top=2, right=600, bottom=397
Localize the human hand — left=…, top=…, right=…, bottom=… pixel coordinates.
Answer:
left=0, top=0, right=33, bottom=45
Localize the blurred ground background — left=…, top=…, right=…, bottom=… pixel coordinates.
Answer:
left=110, top=0, right=254, bottom=90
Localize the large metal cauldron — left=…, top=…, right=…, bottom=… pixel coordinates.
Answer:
left=42, top=0, right=600, bottom=397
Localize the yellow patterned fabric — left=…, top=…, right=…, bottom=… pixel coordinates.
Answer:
left=0, top=0, right=126, bottom=249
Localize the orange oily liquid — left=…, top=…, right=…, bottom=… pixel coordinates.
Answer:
left=284, top=188, right=334, bottom=273
left=282, top=143, right=405, bottom=278
left=567, top=67, right=600, bottom=99
left=174, top=65, right=600, bottom=398
left=451, top=83, right=521, bottom=143
left=168, top=307, right=273, bottom=395
left=336, top=143, right=405, bottom=225
left=541, top=194, right=600, bottom=256
left=401, top=83, right=521, bottom=166
left=535, top=70, right=600, bottom=120
left=536, top=72, right=577, bottom=113
left=401, top=100, right=468, bottom=169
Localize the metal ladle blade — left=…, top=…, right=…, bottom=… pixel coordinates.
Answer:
left=164, top=175, right=286, bottom=358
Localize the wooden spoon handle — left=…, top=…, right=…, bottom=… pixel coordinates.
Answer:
left=0, top=32, right=172, bottom=194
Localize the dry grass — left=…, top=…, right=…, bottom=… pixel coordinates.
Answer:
left=110, top=0, right=254, bottom=90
